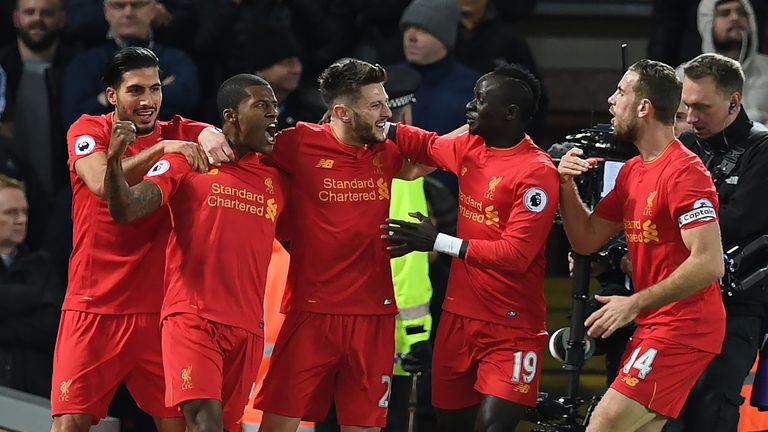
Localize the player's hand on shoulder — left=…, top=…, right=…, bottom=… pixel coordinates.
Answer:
left=557, top=148, right=596, bottom=184
left=161, top=140, right=210, bottom=173
left=198, top=126, right=234, bottom=166
left=108, top=121, right=137, bottom=160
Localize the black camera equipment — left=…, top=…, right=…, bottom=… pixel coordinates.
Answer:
left=721, top=235, right=768, bottom=297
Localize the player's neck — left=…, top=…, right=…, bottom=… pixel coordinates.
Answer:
left=484, top=130, right=525, bottom=149
left=329, top=120, right=365, bottom=147
left=636, top=125, right=675, bottom=162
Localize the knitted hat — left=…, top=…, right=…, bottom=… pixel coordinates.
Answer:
left=400, top=0, right=460, bottom=50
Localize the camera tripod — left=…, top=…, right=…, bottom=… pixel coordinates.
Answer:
left=526, top=253, right=602, bottom=432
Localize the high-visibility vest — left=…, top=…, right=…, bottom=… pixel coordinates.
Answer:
left=240, top=240, right=314, bottom=432
left=738, top=358, right=768, bottom=432
left=389, top=178, right=433, bottom=376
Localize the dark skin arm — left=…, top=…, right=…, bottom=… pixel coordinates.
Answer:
left=382, top=211, right=468, bottom=259
left=103, top=121, right=165, bottom=223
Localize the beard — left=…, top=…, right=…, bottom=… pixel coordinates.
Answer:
left=17, top=24, right=59, bottom=52
left=613, top=114, right=639, bottom=143
left=351, top=110, right=384, bottom=144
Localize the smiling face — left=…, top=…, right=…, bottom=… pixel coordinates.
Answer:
left=233, top=85, right=279, bottom=155
left=346, top=83, right=392, bottom=144
left=107, top=67, right=162, bottom=134
left=14, top=0, right=64, bottom=52
left=607, top=70, right=642, bottom=142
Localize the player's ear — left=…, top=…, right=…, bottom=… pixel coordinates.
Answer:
left=333, top=104, right=350, bottom=123
left=105, top=88, right=117, bottom=107
left=222, top=108, right=237, bottom=125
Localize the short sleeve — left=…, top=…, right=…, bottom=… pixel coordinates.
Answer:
left=594, top=163, right=629, bottom=223
left=270, top=125, right=302, bottom=174
left=668, top=162, right=719, bottom=230
left=67, top=116, right=110, bottom=171
left=143, top=153, right=192, bottom=206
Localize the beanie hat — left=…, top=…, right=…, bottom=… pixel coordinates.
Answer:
left=400, top=0, right=460, bottom=50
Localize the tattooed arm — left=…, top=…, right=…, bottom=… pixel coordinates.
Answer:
left=103, top=120, right=164, bottom=223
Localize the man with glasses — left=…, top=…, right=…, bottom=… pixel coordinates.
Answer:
left=61, top=0, right=199, bottom=127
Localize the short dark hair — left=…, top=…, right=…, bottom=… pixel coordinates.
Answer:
left=491, top=63, right=541, bottom=123
left=217, top=74, right=270, bottom=119
left=683, top=53, right=744, bottom=97
left=318, top=58, right=387, bottom=106
left=628, top=59, right=682, bottom=125
left=103, top=47, right=160, bottom=88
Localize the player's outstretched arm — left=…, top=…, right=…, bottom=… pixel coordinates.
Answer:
left=102, top=121, right=164, bottom=223
left=395, top=159, right=436, bottom=180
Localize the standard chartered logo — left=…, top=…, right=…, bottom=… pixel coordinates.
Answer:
left=318, top=177, right=389, bottom=202
left=484, top=205, right=500, bottom=227
left=266, top=198, right=277, bottom=221
left=206, top=182, right=276, bottom=221
left=642, top=220, right=659, bottom=243
left=377, top=178, right=390, bottom=200
left=624, top=219, right=660, bottom=243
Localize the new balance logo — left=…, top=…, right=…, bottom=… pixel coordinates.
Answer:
left=316, top=159, right=335, bottom=168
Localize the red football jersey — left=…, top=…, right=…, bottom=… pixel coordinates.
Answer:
left=146, top=153, right=287, bottom=335
left=595, top=139, right=725, bottom=353
left=396, top=126, right=559, bottom=329
left=65, top=113, right=208, bottom=314
left=269, top=122, right=404, bottom=315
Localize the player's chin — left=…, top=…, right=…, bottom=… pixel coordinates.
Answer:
left=135, top=122, right=156, bottom=134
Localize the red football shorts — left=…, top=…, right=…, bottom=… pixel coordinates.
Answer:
left=610, top=335, right=715, bottom=418
left=254, top=311, right=395, bottom=427
left=432, top=311, right=548, bottom=409
left=51, top=310, right=178, bottom=421
left=162, top=313, right=263, bottom=431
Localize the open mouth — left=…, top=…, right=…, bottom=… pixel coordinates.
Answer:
left=136, top=109, right=155, bottom=123
left=265, top=122, right=278, bottom=144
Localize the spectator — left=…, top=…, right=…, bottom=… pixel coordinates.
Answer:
left=696, top=0, right=768, bottom=124
left=0, top=0, right=75, bottom=250
left=0, top=174, right=64, bottom=398
left=400, top=0, right=481, bottom=196
left=456, top=0, right=547, bottom=134
left=232, top=25, right=325, bottom=130
left=61, top=0, right=199, bottom=128
left=63, top=0, right=198, bottom=52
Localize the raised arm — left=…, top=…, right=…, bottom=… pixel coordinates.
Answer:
left=558, top=148, right=623, bottom=254
left=101, top=121, right=164, bottom=223
left=74, top=131, right=208, bottom=199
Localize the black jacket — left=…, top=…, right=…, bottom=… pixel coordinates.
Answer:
left=681, top=108, right=768, bottom=315
left=0, top=42, right=76, bottom=194
left=0, top=244, right=64, bottom=397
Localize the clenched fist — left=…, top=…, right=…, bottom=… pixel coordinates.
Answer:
left=108, top=121, right=137, bottom=160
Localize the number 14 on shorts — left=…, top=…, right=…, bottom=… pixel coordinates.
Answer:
left=622, top=346, right=658, bottom=380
